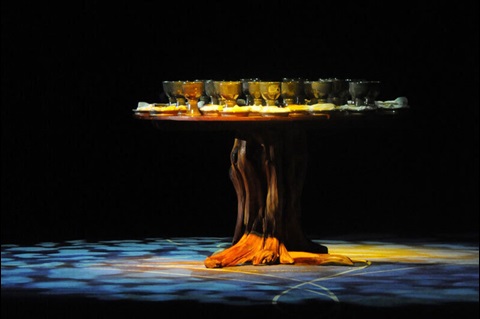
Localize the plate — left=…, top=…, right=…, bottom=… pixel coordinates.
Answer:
left=307, top=103, right=336, bottom=115
left=220, top=106, right=251, bottom=117
left=260, top=112, right=290, bottom=117
left=308, top=111, right=331, bottom=116
left=337, top=105, right=376, bottom=112
left=150, top=110, right=179, bottom=116
left=132, top=108, right=152, bottom=112
left=289, top=111, right=309, bottom=116
left=247, top=106, right=263, bottom=117
left=200, top=105, right=223, bottom=116
left=376, top=104, right=409, bottom=110
left=133, top=109, right=152, bottom=117
left=220, top=111, right=250, bottom=117
left=288, top=105, right=310, bottom=116
left=200, top=110, right=221, bottom=116
left=259, top=106, right=291, bottom=117
left=150, top=106, right=180, bottom=115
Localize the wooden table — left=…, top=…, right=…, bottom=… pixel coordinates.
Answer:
left=134, top=110, right=409, bottom=268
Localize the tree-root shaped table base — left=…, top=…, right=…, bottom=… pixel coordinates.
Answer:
left=204, top=128, right=357, bottom=268
left=134, top=111, right=410, bottom=268
left=205, top=232, right=356, bottom=268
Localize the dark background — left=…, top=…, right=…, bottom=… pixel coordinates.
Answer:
left=1, top=1, right=478, bottom=244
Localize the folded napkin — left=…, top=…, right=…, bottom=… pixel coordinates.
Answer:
left=338, top=104, right=377, bottom=111
left=309, top=103, right=336, bottom=111
left=136, top=101, right=154, bottom=111
left=375, top=97, right=409, bottom=109
left=336, top=97, right=409, bottom=111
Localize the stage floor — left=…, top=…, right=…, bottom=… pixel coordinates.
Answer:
left=2, top=234, right=478, bottom=318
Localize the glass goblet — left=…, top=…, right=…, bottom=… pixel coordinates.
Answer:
left=204, top=80, right=219, bottom=105
left=365, top=80, right=381, bottom=107
left=259, top=81, right=281, bottom=107
left=219, top=81, right=242, bottom=108
left=294, top=77, right=306, bottom=104
left=248, top=80, right=263, bottom=106
left=162, top=81, right=177, bottom=105
left=197, top=79, right=210, bottom=107
left=281, top=78, right=302, bottom=106
left=311, top=79, right=333, bottom=103
left=241, top=78, right=259, bottom=106
left=348, top=80, right=370, bottom=107
left=213, top=80, right=225, bottom=106
left=303, top=80, right=317, bottom=105
left=167, top=80, right=187, bottom=107
left=341, top=79, right=354, bottom=105
left=328, top=78, right=349, bottom=106
left=182, top=80, right=204, bottom=116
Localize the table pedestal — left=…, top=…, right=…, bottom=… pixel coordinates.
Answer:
left=134, top=111, right=408, bottom=268
left=204, top=128, right=354, bottom=268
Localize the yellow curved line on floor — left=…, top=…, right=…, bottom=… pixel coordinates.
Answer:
left=328, top=244, right=478, bottom=263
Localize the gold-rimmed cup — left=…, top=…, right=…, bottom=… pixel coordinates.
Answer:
left=311, top=79, right=333, bottom=103
left=219, top=81, right=242, bottom=108
left=182, top=80, right=204, bottom=116
left=281, top=78, right=302, bottom=107
left=248, top=80, right=263, bottom=106
left=259, top=81, right=281, bottom=106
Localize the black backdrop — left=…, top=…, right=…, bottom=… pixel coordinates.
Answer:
left=1, top=1, right=478, bottom=243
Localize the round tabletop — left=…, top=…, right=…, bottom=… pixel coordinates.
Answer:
left=133, top=109, right=411, bottom=132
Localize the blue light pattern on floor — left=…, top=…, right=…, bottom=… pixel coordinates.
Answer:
left=2, top=236, right=478, bottom=312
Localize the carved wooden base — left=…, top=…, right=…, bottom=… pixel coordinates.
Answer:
left=204, top=128, right=354, bottom=268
